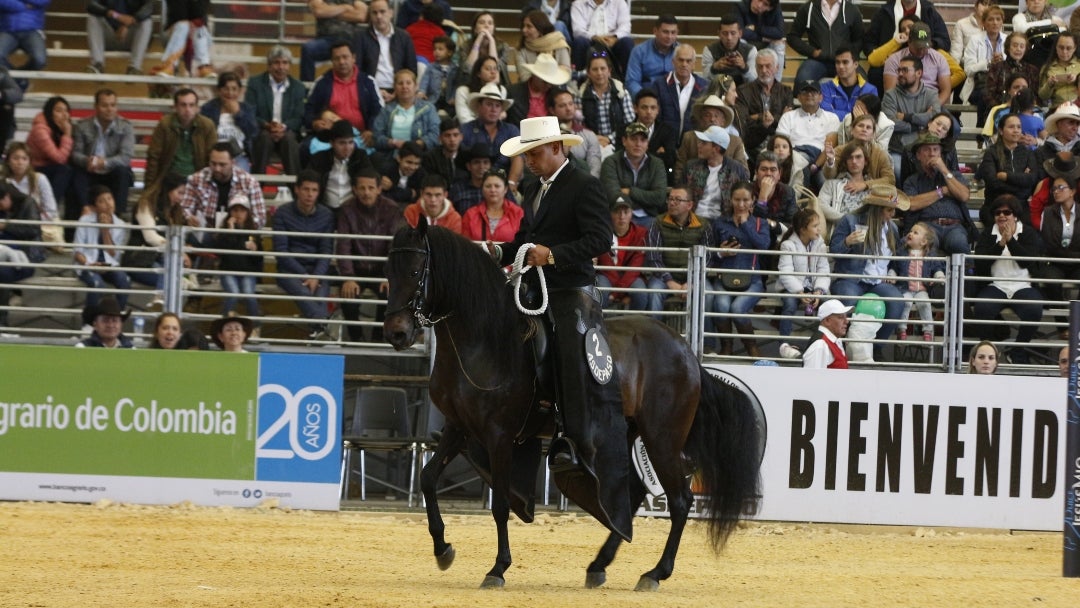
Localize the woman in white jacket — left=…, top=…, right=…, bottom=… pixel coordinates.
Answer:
left=776, top=208, right=831, bottom=336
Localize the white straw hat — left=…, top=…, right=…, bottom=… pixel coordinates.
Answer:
left=500, top=116, right=584, bottom=157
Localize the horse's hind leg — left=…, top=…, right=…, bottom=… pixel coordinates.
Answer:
left=585, top=476, right=648, bottom=589
left=420, top=424, right=465, bottom=570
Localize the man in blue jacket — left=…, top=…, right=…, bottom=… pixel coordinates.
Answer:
left=624, top=14, right=679, bottom=98
left=0, top=0, right=48, bottom=87
left=819, top=46, right=878, bottom=120
left=351, top=0, right=417, bottom=104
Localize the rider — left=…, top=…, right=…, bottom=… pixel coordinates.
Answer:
left=491, top=116, right=633, bottom=540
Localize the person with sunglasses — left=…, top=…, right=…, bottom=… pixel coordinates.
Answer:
left=971, top=194, right=1046, bottom=365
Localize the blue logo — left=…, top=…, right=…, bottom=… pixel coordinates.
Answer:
left=255, top=353, right=344, bottom=483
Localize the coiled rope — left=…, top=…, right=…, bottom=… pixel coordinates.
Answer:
left=508, top=243, right=548, bottom=315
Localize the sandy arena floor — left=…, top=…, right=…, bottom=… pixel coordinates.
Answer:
left=1, top=500, right=1077, bottom=607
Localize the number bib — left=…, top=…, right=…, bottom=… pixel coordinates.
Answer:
left=584, top=328, right=613, bottom=384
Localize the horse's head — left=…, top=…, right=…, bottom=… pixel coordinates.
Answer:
left=383, top=222, right=436, bottom=350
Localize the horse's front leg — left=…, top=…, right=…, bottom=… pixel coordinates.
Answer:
left=420, top=424, right=466, bottom=571
left=481, top=441, right=515, bottom=588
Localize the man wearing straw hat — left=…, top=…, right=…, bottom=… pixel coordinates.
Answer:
left=491, top=115, right=632, bottom=540
left=462, top=83, right=523, bottom=186
left=900, top=132, right=973, bottom=255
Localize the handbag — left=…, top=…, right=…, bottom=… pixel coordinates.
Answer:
left=719, top=218, right=759, bottom=292
left=720, top=270, right=752, bottom=291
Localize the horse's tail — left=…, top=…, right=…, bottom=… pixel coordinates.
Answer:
left=684, top=365, right=763, bottom=551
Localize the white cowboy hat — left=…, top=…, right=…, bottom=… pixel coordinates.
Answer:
left=692, top=94, right=735, bottom=127
left=500, top=116, right=584, bottom=157
left=1046, top=102, right=1080, bottom=134
left=467, top=82, right=513, bottom=114
left=523, top=53, right=571, bottom=85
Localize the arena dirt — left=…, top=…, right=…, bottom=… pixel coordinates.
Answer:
left=1, top=500, right=1076, bottom=607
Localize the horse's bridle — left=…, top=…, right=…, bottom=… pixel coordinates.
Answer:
left=386, top=239, right=450, bottom=328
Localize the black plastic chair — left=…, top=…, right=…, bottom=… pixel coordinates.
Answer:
left=340, top=387, right=423, bottom=506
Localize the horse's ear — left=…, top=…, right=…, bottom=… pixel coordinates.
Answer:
left=415, top=215, right=428, bottom=239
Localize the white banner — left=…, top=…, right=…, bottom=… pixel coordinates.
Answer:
left=639, top=366, right=1066, bottom=531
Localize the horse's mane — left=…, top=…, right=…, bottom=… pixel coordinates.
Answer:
left=423, top=226, right=525, bottom=351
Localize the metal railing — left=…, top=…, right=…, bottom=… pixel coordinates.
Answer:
left=0, top=219, right=1073, bottom=374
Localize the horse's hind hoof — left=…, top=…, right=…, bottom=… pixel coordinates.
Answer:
left=436, top=545, right=455, bottom=571
left=634, top=575, right=660, bottom=592
left=480, top=575, right=505, bottom=589
left=585, top=571, right=606, bottom=588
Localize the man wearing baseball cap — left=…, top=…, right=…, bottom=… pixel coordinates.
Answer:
left=776, top=79, right=839, bottom=189
left=599, top=121, right=668, bottom=221
left=882, top=22, right=953, bottom=106
left=493, top=115, right=633, bottom=541
left=684, top=125, right=749, bottom=220
left=801, top=299, right=852, bottom=369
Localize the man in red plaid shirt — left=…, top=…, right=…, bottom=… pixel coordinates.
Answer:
left=180, top=142, right=267, bottom=233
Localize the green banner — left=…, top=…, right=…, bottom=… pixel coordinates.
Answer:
left=0, top=345, right=258, bottom=480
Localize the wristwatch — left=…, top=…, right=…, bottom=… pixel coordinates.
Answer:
left=944, top=172, right=954, bottom=180
left=547, top=251, right=555, bottom=266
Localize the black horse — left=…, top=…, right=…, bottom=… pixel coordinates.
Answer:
left=383, top=222, right=763, bottom=591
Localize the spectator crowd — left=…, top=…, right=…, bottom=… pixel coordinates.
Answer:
left=2, top=0, right=1080, bottom=367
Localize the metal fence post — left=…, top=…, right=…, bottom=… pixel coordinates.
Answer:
left=162, top=225, right=185, bottom=314
left=687, top=245, right=707, bottom=360
left=944, top=253, right=966, bottom=373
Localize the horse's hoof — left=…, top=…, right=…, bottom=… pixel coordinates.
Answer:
left=634, top=575, right=660, bottom=592
left=436, top=545, right=455, bottom=571
left=584, top=571, right=607, bottom=589
left=480, top=575, right=505, bottom=589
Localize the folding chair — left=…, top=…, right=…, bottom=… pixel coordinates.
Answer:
left=340, top=387, right=424, bottom=506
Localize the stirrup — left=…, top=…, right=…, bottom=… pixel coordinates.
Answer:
left=548, top=436, right=581, bottom=472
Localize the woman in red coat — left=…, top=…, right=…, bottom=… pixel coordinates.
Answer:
left=461, top=169, right=523, bottom=242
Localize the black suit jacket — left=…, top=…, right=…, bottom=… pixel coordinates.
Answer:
left=499, top=161, right=611, bottom=289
